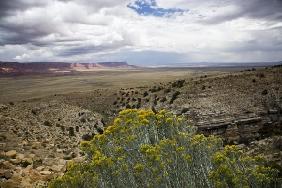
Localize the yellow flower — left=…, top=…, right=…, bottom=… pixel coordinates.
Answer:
left=114, top=118, right=121, bottom=125
left=176, top=146, right=185, bottom=152
left=183, top=154, right=192, bottom=162
left=165, top=118, right=173, bottom=124
left=133, top=163, right=144, bottom=173
left=141, top=119, right=149, bottom=125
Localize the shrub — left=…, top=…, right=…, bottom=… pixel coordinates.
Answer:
left=164, top=88, right=171, bottom=94
left=262, top=89, right=268, bottom=95
left=170, top=91, right=181, bottom=104
left=257, top=73, right=265, bottom=78
left=43, top=120, right=52, bottom=127
left=49, top=109, right=280, bottom=188
left=159, top=97, right=167, bottom=103
left=172, top=80, right=185, bottom=88
left=143, top=91, right=149, bottom=97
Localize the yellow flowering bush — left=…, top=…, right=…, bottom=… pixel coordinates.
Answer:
left=209, top=145, right=280, bottom=188
left=49, top=109, right=280, bottom=188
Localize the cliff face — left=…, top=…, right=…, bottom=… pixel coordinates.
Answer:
left=197, top=112, right=281, bottom=144
left=0, top=62, right=136, bottom=75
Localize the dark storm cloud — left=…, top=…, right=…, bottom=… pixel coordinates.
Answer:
left=57, top=40, right=132, bottom=57
left=0, top=0, right=57, bottom=46
left=225, top=40, right=282, bottom=53
left=243, top=0, right=282, bottom=20
left=0, top=24, right=53, bottom=45
left=0, top=0, right=46, bottom=18
left=58, top=45, right=109, bottom=57
left=202, top=0, right=282, bottom=24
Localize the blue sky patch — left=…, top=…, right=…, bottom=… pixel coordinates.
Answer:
left=127, top=0, right=186, bottom=17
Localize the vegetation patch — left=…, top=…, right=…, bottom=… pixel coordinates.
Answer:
left=49, top=109, right=280, bottom=188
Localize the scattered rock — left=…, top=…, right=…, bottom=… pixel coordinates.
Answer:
left=36, top=166, right=45, bottom=171
left=32, top=142, right=41, bottom=149
left=4, top=170, right=13, bottom=179
left=16, top=153, right=25, bottom=161
left=40, top=170, right=52, bottom=175
left=50, top=165, right=65, bottom=172
left=6, top=150, right=17, bottom=158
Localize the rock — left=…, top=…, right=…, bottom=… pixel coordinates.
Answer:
left=9, top=158, right=21, bottom=165
left=40, top=170, right=52, bottom=175
left=56, top=149, right=63, bottom=153
left=4, top=170, right=13, bottom=179
left=32, top=142, right=41, bottom=149
left=268, top=109, right=278, bottom=114
left=50, top=165, right=65, bottom=172
left=2, top=161, right=14, bottom=169
left=58, top=159, right=66, bottom=166
left=36, top=166, right=45, bottom=171
left=6, top=150, right=17, bottom=158
left=16, top=153, right=25, bottom=161
left=73, top=157, right=84, bottom=163
left=25, top=165, right=33, bottom=171
left=21, top=140, right=28, bottom=146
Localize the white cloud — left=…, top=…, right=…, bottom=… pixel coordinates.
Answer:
left=0, top=0, right=281, bottom=64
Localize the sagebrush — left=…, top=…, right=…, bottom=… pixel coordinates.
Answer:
left=50, top=109, right=280, bottom=188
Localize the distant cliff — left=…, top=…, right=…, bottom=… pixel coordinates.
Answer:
left=0, top=62, right=138, bottom=76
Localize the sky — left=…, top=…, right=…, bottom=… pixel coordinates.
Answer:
left=0, top=0, right=282, bottom=65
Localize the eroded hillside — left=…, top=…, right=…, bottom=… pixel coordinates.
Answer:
left=0, top=66, right=281, bottom=187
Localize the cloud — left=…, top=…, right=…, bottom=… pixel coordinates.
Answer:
left=158, top=0, right=282, bottom=24
left=0, top=0, right=48, bottom=18
left=0, top=0, right=281, bottom=64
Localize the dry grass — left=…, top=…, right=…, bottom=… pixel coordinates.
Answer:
left=0, top=68, right=227, bottom=103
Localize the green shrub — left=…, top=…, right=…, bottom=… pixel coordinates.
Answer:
left=49, top=109, right=280, bottom=188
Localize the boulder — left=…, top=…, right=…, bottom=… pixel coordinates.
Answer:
left=6, top=150, right=17, bottom=158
